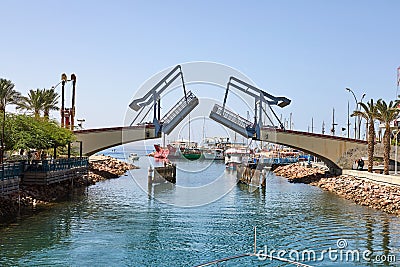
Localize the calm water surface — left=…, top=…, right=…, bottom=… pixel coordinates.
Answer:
left=0, top=150, right=400, bottom=266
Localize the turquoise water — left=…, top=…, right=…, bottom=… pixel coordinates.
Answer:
left=0, top=150, right=400, bottom=266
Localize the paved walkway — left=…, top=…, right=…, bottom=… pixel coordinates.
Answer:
left=342, top=169, right=400, bottom=186
left=88, top=155, right=111, bottom=162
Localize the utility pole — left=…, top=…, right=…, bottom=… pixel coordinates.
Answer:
left=289, top=112, right=292, bottom=130
left=322, top=121, right=325, bottom=134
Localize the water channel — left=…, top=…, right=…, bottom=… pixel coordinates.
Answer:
left=0, top=149, right=399, bottom=266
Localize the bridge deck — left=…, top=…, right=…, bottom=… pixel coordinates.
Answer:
left=267, top=127, right=368, bottom=144
left=74, top=124, right=155, bottom=134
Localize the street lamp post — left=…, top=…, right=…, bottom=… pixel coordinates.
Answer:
left=61, top=73, right=68, bottom=128
left=347, top=101, right=350, bottom=138
left=346, top=88, right=358, bottom=139
left=359, top=93, right=366, bottom=139
left=394, top=129, right=400, bottom=175
left=346, top=88, right=366, bottom=139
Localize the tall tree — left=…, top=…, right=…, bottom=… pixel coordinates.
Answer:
left=4, top=113, right=75, bottom=150
left=351, top=99, right=377, bottom=172
left=42, top=88, right=59, bottom=119
left=0, top=78, right=21, bottom=163
left=375, top=99, right=400, bottom=175
left=16, top=89, right=45, bottom=118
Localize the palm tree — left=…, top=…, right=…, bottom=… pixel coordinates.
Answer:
left=42, top=88, right=59, bottom=119
left=375, top=99, right=400, bottom=175
left=16, top=89, right=45, bottom=118
left=0, top=78, right=21, bottom=163
left=351, top=99, right=377, bottom=172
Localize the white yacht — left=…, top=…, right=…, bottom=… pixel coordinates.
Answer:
left=202, top=148, right=224, bottom=160
left=129, top=153, right=139, bottom=161
left=225, top=147, right=250, bottom=169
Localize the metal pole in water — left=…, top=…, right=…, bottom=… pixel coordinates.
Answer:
left=148, top=166, right=153, bottom=183
left=254, top=226, right=257, bottom=254
left=395, top=130, right=398, bottom=175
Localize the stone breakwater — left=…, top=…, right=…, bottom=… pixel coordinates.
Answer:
left=86, top=156, right=138, bottom=184
left=0, top=156, right=137, bottom=223
left=273, top=164, right=400, bottom=216
left=273, top=163, right=330, bottom=183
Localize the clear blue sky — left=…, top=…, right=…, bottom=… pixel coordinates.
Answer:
left=2, top=0, right=399, bottom=139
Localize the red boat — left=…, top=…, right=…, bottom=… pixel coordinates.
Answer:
left=154, top=144, right=170, bottom=159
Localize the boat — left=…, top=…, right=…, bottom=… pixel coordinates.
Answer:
left=153, top=144, right=169, bottom=159
left=167, top=139, right=200, bottom=159
left=129, top=153, right=139, bottom=161
left=202, top=148, right=224, bottom=160
left=182, top=148, right=202, bottom=160
left=225, top=147, right=251, bottom=170
left=201, top=137, right=228, bottom=160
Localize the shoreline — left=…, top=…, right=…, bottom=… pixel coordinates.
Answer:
left=0, top=156, right=137, bottom=225
left=273, top=163, right=400, bottom=216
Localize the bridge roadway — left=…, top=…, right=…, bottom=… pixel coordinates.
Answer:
left=260, top=127, right=367, bottom=172
left=73, top=124, right=157, bottom=156
left=74, top=124, right=367, bottom=172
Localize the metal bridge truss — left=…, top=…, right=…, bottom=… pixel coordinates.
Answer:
left=129, top=67, right=290, bottom=140
left=129, top=65, right=199, bottom=136
left=209, top=76, right=291, bottom=139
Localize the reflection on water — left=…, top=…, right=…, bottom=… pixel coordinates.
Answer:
left=0, top=150, right=400, bottom=266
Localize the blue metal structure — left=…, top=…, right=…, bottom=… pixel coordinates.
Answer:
left=210, top=76, right=291, bottom=139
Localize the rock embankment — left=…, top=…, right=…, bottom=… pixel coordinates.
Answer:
left=85, top=156, right=138, bottom=184
left=273, top=163, right=330, bottom=183
left=311, top=176, right=400, bottom=216
left=273, top=163, right=400, bottom=216
left=0, top=156, right=137, bottom=223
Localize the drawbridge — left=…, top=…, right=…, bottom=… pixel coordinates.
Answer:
left=128, top=65, right=199, bottom=137
left=210, top=76, right=291, bottom=139
left=75, top=66, right=367, bottom=172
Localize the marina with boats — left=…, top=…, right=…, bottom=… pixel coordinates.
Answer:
left=147, top=136, right=312, bottom=172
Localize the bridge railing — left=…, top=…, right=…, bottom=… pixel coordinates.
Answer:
left=0, top=162, right=24, bottom=181
left=211, top=104, right=253, bottom=128
left=265, top=126, right=368, bottom=144
left=161, top=91, right=197, bottom=124
left=0, top=162, right=24, bottom=195
left=161, top=91, right=199, bottom=134
left=26, top=157, right=89, bottom=173
left=259, top=157, right=299, bottom=165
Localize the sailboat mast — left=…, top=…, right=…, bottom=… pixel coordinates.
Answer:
left=202, top=116, right=205, bottom=144
left=188, top=113, right=191, bottom=146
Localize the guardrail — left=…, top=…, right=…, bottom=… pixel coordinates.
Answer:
left=26, top=157, right=89, bottom=172
left=0, top=162, right=24, bottom=180
left=259, top=157, right=298, bottom=165
left=0, top=162, right=24, bottom=195
left=211, top=104, right=253, bottom=128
